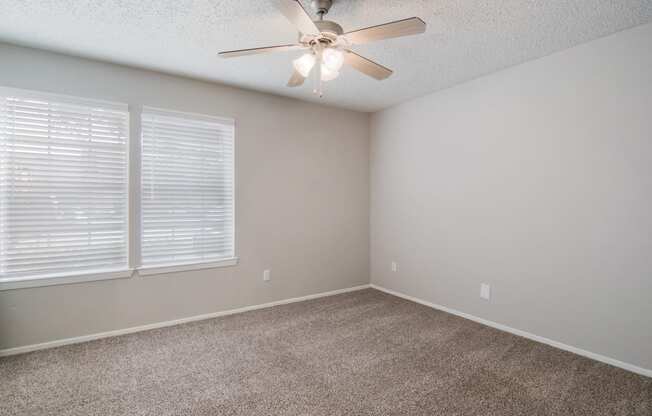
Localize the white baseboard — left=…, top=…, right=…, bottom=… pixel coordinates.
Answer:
left=0, top=284, right=371, bottom=357
left=370, top=284, right=652, bottom=379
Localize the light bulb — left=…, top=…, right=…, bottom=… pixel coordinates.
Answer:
left=322, top=48, right=344, bottom=72
left=293, top=53, right=316, bottom=77
left=320, top=64, right=340, bottom=82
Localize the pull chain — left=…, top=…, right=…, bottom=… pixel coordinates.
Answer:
left=312, top=45, right=323, bottom=98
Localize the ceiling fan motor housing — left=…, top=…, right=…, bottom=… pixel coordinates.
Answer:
left=315, top=20, right=343, bottom=36
left=300, top=20, right=343, bottom=45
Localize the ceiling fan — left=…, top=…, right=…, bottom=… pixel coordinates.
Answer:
left=219, top=0, right=427, bottom=96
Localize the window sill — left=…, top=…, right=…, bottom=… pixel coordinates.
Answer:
left=0, top=258, right=239, bottom=291
left=137, top=257, right=239, bottom=276
left=0, top=269, right=134, bottom=291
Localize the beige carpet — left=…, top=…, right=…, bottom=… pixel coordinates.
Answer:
left=1, top=288, right=650, bottom=415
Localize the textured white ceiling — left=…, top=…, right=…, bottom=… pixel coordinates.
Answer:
left=1, top=1, right=651, bottom=112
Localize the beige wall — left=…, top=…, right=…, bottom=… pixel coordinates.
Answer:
left=370, top=23, right=652, bottom=370
left=0, top=43, right=370, bottom=349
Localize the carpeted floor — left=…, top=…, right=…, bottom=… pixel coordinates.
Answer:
left=1, top=289, right=650, bottom=415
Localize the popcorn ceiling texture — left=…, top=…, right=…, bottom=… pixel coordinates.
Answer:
left=1, top=289, right=651, bottom=415
left=0, top=0, right=651, bottom=111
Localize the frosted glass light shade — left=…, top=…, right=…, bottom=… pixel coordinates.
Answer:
left=292, top=50, right=341, bottom=82
left=320, top=64, right=340, bottom=81
left=293, top=53, right=316, bottom=77
left=322, top=48, right=344, bottom=72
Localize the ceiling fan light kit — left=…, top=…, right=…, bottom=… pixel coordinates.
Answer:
left=219, top=0, right=427, bottom=97
left=293, top=48, right=343, bottom=79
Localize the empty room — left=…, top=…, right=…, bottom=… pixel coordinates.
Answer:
left=1, top=1, right=651, bottom=414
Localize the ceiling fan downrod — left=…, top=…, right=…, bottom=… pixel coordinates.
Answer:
left=311, top=0, right=333, bottom=20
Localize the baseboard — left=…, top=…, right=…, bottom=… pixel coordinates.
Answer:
left=370, top=284, right=652, bottom=379
left=0, top=284, right=371, bottom=357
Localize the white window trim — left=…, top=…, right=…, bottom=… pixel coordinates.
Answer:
left=0, top=91, right=238, bottom=291
left=137, top=257, right=238, bottom=276
left=141, top=106, right=235, bottom=127
left=0, top=269, right=134, bottom=291
left=0, top=86, right=128, bottom=112
left=0, top=258, right=241, bottom=290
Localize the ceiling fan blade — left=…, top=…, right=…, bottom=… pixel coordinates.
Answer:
left=275, top=0, right=320, bottom=35
left=344, top=17, right=426, bottom=45
left=344, top=50, right=393, bottom=80
left=287, top=69, right=306, bottom=87
left=219, top=44, right=304, bottom=58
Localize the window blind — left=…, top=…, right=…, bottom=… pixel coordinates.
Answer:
left=141, top=107, right=234, bottom=268
left=0, top=88, right=130, bottom=282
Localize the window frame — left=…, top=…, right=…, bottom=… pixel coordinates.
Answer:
left=0, top=87, right=132, bottom=290
left=136, top=106, right=237, bottom=276
left=0, top=89, right=237, bottom=291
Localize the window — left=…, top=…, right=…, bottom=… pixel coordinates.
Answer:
left=0, top=88, right=236, bottom=290
left=0, top=88, right=130, bottom=287
left=140, top=107, right=235, bottom=271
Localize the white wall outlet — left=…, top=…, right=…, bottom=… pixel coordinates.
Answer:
left=391, top=261, right=398, bottom=272
left=263, top=269, right=271, bottom=282
left=480, top=283, right=491, bottom=300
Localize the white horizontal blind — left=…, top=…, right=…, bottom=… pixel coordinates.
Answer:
left=141, top=107, right=234, bottom=268
left=0, top=88, right=129, bottom=282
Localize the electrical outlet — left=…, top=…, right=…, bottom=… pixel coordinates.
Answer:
left=263, top=269, right=271, bottom=282
left=480, top=283, right=491, bottom=300
left=391, top=261, right=398, bottom=272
